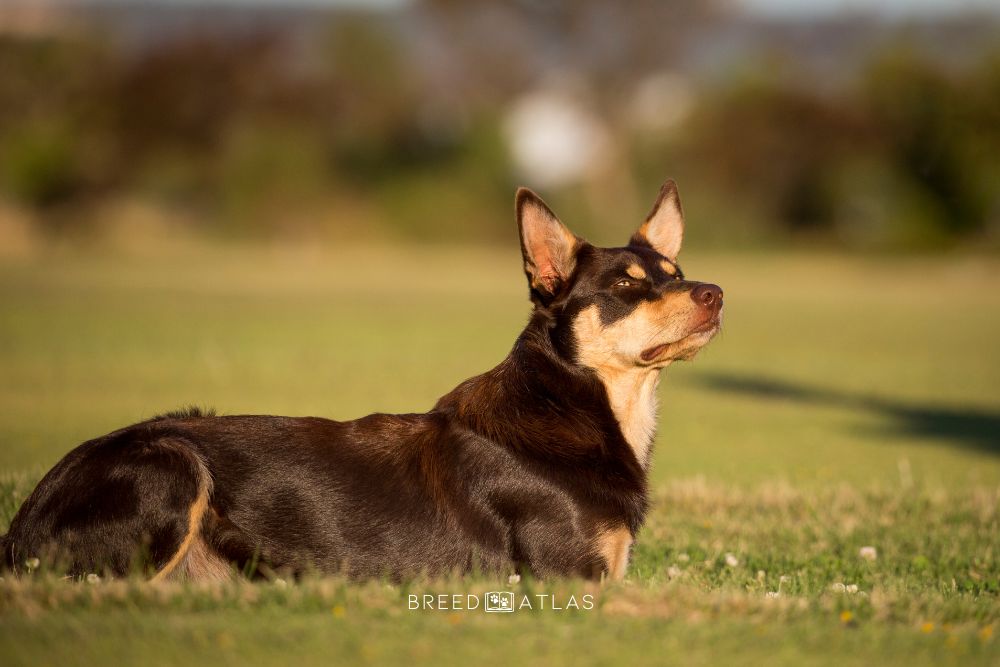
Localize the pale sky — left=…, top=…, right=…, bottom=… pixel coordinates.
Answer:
left=39, top=0, right=1000, bottom=14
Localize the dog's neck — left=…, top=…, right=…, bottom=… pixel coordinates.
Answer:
left=590, top=365, right=661, bottom=468
left=437, top=311, right=657, bottom=472
left=561, top=304, right=666, bottom=468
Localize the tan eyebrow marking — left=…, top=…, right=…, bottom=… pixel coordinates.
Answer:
left=660, top=261, right=677, bottom=276
left=626, top=264, right=647, bottom=280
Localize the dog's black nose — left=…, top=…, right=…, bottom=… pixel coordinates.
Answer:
left=691, top=283, right=723, bottom=308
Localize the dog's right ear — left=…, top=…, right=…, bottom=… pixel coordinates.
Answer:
left=516, top=188, right=580, bottom=304
left=631, top=179, right=684, bottom=262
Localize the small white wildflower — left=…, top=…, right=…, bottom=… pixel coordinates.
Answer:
left=859, top=546, right=878, bottom=561
left=86, top=573, right=101, bottom=584
left=273, top=578, right=287, bottom=589
left=830, top=582, right=847, bottom=593
left=677, top=553, right=690, bottom=563
left=724, top=553, right=739, bottom=568
left=24, top=557, right=40, bottom=571
left=765, top=591, right=780, bottom=598
left=666, top=565, right=682, bottom=579
left=779, top=575, right=791, bottom=584
left=846, top=584, right=859, bottom=594
left=507, top=574, right=521, bottom=585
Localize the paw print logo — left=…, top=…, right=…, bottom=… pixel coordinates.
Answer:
left=484, top=591, right=515, bottom=613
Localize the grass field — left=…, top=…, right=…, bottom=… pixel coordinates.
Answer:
left=1, top=245, right=998, bottom=666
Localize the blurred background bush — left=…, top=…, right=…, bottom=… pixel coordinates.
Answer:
left=0, top=0, right=997, bottom=251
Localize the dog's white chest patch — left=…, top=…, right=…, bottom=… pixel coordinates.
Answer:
left=599, top=369, right=660, bottom=467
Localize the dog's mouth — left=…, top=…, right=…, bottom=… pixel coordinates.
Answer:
left=639, top=317, right=721, bottom=363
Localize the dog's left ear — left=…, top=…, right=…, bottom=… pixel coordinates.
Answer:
left=631, top=179, right=684, bottom=261
left=516, top=187, right=580, bottom=303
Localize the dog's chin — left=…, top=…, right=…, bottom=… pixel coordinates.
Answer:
left=639, top=320, right=721, bottom=366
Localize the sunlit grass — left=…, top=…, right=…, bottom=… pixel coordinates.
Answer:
left=1, top=246, right=998, bottom=666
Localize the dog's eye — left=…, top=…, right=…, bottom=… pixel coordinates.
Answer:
left=614, top=279, right=633, bottom=288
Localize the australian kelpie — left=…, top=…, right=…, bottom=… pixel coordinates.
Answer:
left=1, top=180, right=722, bottom=582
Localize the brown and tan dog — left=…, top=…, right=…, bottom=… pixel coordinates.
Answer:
left=1, top=179, right=722, bottom=582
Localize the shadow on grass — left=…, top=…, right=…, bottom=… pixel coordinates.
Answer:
left=695, top=372, right=1000, bottom=455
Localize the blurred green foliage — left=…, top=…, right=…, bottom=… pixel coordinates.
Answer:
left=0, top=18, right=997, bottom=248
left=645, top=47, right=1000, bottom=249
left=0, top=23, right=508, bottom=241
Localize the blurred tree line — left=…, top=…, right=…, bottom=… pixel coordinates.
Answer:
left=0, top=2, right=997, bottom=249
left=657, top=48, right=1000, bottom=249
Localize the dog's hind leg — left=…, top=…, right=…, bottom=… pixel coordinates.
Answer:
left=148, top=445, right=213, bottom=582
left=2, top=433, right=214, bottom=579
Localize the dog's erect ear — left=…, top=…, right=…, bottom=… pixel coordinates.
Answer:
left=516, top=187, right=580, bottom=302
left=631, top=179, right=684, bottom=261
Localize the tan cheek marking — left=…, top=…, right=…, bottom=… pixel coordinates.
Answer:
left=660, top=261, right=677, bottom=276
left=573, top=302, right=664, bottom=370
left=595, top=525, right=632, bottom=581
left=626, top=264, right=647, bottom=280
left=572, top=306, right=610, bottom=367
